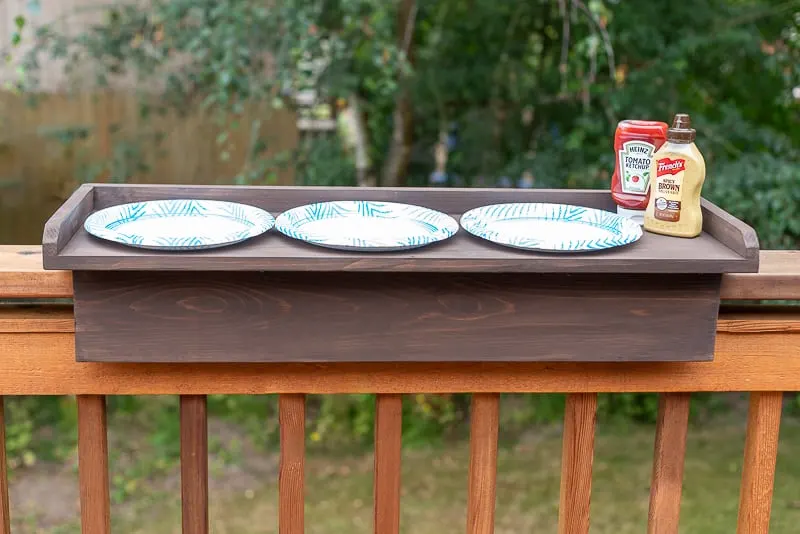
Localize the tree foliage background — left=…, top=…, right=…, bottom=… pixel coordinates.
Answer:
left=14, top=0, right=799, bottom=247
left=4, top=0, right=799, bottom=470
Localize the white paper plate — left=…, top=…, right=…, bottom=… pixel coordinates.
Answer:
left=84, top=199, right=274, bottom=250
left=460, top=202, right=642, bottom=252
left=275, top=200, right=459, bottom=251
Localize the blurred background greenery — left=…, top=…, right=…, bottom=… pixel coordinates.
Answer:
left=3, top=0, right=798, bottom=246
left=1, top=0, right=798, bottom=531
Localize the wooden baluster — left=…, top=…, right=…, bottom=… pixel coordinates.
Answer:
left=279, top=394, right=306, bottom=534
left=77, top=395, right=111, bottom=534
left=647, top=393, right=691, bottom=534
left=737, top=392, right=783, bottom=534
left=374, top=394, right=402, bottom=534
left=0, top=397, right=10, bottom=534
left=180, top=395, right=208, bottom=534
left=558, top=393, right=597, bottom=534
left=466, top=393, right=499, bottom=534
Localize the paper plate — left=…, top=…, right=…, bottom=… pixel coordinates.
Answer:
left=275, top=200, right=458, bottom=251
left=460, top=202, right=642, bottom=252
left=84, top=199, right=274, bottom=250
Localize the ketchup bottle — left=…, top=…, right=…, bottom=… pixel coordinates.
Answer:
left=611, top=120, right=669, bottom=224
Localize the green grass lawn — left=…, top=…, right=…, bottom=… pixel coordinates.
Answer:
left=130, top=418, right=800, bottom=533
left=11, top=416, right=800, bottom=533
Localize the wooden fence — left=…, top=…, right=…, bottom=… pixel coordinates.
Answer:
left=0, top=91, right=299, bottom=245
left=0, top=245, right=799, bottom=534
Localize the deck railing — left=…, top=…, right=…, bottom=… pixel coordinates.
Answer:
left=0, top=245, right=799, bottom=534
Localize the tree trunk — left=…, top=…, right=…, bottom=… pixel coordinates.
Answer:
left=380, top=0, right=417, bottom=187
left=348, top=94, right=375, bottom=187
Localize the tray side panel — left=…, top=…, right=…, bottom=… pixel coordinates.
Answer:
left=92, top=184, right=618, bottom=214
left=73, top=271, right=721, bottom=363
left=702, top=198, right=760, bottom=271
left=42, top=183, right=95, bottom=267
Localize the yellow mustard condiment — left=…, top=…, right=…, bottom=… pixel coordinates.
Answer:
left=644, top=113, right=706, bottom=238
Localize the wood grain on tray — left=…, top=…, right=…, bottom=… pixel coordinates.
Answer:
left=73, top=270, right=720, bottom=362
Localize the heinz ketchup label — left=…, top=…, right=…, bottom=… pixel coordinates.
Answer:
left=618, top=141, right=657, bottom=195
left=611, top=120, right=668, bottom=214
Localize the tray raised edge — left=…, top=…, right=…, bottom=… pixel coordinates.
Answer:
left=42, top=184, right=760, bottom=274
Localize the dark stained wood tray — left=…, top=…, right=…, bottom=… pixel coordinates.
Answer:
left=43, top=184, right=759, bottom=364
left=43, top=184, right=759, bottom=273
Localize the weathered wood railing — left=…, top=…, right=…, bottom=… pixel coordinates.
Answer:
left=1, top=245, right=799, bottom=534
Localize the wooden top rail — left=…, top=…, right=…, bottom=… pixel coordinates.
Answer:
left=0, top=246, right=73, bottom=299
left=0, top=246, right=798, bottom=395
left=1, top=246, right=799, bottom=300
left=0, top=311, right=796, bottom=394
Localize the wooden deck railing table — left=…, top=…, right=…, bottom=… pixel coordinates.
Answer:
left=0, top=245, right=799, bottom=534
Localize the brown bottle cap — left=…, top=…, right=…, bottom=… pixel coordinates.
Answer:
left=667, top=113, right=696, bottom=143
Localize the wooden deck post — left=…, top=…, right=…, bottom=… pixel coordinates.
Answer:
left=737, top=392, right=783, bottom=534
left=77, top=395, right=111, bottom=534
left=180, top=395, right=209, bottom=534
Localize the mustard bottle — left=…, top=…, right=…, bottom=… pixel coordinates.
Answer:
left=644, top=113, right=706, bottom=238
